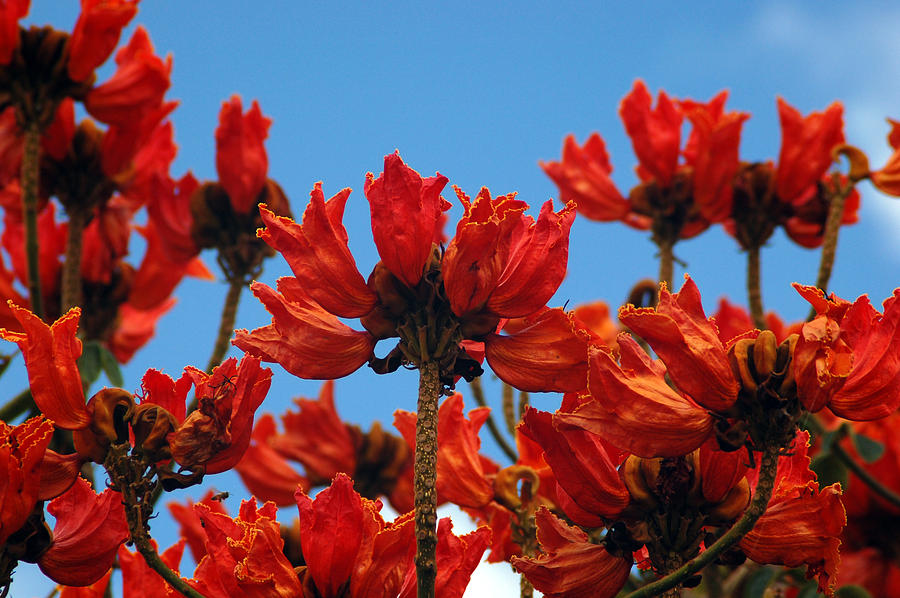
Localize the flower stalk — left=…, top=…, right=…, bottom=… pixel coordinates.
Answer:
left=469, top=377, right=518, bottom=463
left=746, top=244, right=764, bottom=329
left=807, top=174, right=852, bottom=321
left=60, top=206, right=87, bottom=312
left=625, top=444, right=780, bottom=598
left=415, top=360, right=441, bottom=598
left=205, top=275, right=245, bottom=374
left=21, top=121, right=44, bottom=320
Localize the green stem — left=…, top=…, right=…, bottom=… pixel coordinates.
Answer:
left=658, top=238, right=674, bottom=288
left=746, top=244, right=765, bottom=330
left=469, top=377, right=518, bottom=463
left=21, top=121, right=43, bottom=320
left=832, top=436, right=900, bottom=509
left=60, top=206, right=86, bottom=312
left=625, top=445, right=780, bottom=598
left=0, top=389, right=33, bottom=422
left=205, top=276, right=244, bottom=374
left=415, top=361, right=440, bottom=598
left=807, top=176, right=851, bottom=321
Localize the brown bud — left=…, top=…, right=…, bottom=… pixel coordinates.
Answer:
left=753, top=330, right=778, bottom=380
left=73, top=388, right=135, bottom=463
left=728, top=338, right=758, bottom=394
left=707, top=477, right=750, bottom=524
left=131, top=403, right=178, bottom=461
left=833, top=144, right=870, bottom=183
left=493, top=465, right=541, bottom=511
left=623, top=455, right=658, bottom=510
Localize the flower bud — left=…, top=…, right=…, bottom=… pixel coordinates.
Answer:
left=494, top=465, right=541, bottom=511
left=130, top=403, right=178, bottom=461
left=707, top=477, right=750, bottom=524
left=73, top=388, right=135, bottom=463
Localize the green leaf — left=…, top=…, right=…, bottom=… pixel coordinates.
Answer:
left=77, top=341, right=102, bottom=387
left=744, top=566, right=778, bottom=598
left=835, top=585, right=873, bottom=598
left=819, top=429, right=837, bottom=452
left=796, top=580, right=820, bottom=598
left=98, top=346, right=124, bottom=388
left=811, top=453, right=849, bottom=489
left=836, top=586, right=873, bottom=598
left=851, top=432, right=885, bottom=463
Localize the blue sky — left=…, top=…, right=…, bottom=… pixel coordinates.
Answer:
left=12, top=2, right=900, bottom=595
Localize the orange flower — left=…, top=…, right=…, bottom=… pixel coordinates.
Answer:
left=774, top=98, right=844, bottom=203
left=869, top=118, right=900, bottom=195
left=0, top=416, right=53, bottom=546
left=620, top=80, right=683, bottom=186
left=512, top=508, right=632, bottom=598
left=0, top=303, right=88, bottom=429
left=794, top=284, right=900, bottom=419
left=0, top=0, right=28, bottom=65
left=117, top=539, right=186, bottom=598
left=215, top=96, right=271, bottom=214
left=364, top=152, right=450, bottom=289
left=66, top=0, right=138, bottom=82
left=233, top=414, right=308, bottom=506
left=38, top=477, right=129, bottom=587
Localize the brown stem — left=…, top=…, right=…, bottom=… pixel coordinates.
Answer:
left=206, top=276, right=244, bottom=374
left=415, top=360, right=440, bottom=598
left=518, top=391, right=529, bottom=422
left=469, top=377, right=518, bottom=463
left=807, top=176, right=851, bottom=321
left=832, top=435, right=900, bottom=509
left=21, top=121, right=43, bottom=320
left=105, top=446, right=206, bottom=598
left=60, top=206, right=87, bottom=311
left=657, top=238, right=674, bottom=288
left=502, top=382, right=516, bottom=436
left=625, top=444, right=780, bottom=598
left=746, top=244, right=765, bottom=330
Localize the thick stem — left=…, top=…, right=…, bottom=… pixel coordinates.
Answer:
left=21, top=121, right=44, bottom=320
left=205, top=276, right=244, bottom=374
left=502, top=383, right=516, bottom=436
left=746, top=244, right=765, bottom=330
left=807, top=177, right=851, bottom=321
left=625, top=445, right=780, bottom=598
left=469, top=377, right=518, bottom=463
left=657, top=238, right=674, bottom=288
left=832, top=438, right=900, bottom=509
left=415, top=361, right=440, bottom=598
left=60, top=206, right=87, bottom=311
left=131, top=528, right=206, bottom=598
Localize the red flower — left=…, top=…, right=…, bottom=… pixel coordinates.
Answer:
left=167, top=490, right=228, bottom=563
left=38, top=476, right=129, bottom=586
left=740, top=432, right=845, bottom=596
left=394, top=394, right=496, bottom=509
left=189, top=499, right=302, bottom=597
left=84, top=26, right=171, bottom=127
left=869, top=118, right=900, bottom=195
left=0, top=304, right=88, bottom=429
left=364, top=152, right=450, bottom=289
left=512, top=508, right=632, bottom=598
left=681, top=92, right=750, bottom=222
left=215, top=96, right=271, bottom=214
left=557, top=336, right=713, bottom=458
left=234, top=413, right=308, bottom=506
left=170, top=356, right=272, bottom=474
left=619, top=276, right=739, bottom=412
left=443, top=186, right=575, bottom=319
left=269, top=380, right=357, bottom=481
left=67, top=0, right=139, bottom=82
left=117, top=538, right=186, bottom=598
left=540, top=133, right=634, bottom=224
left=398, top=518, right=491, bottom=598
left=295, top=473, right=415, bottom=598
left=0, top=0, right=28, bottom=65
left=619, top=80, right=683, bottom=186
left=0, top=416, right=53, bottom=546
left=483, top=307, right=592, bottom=393
left=775, top=98, right=844, bottom=203
left=257, top=185, right=376, bottom=318
left=520, top=407, right=629, bottom=527
left=233, top=277, right=376, bottom=380
left=794, top=284, right=900, bottom=419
